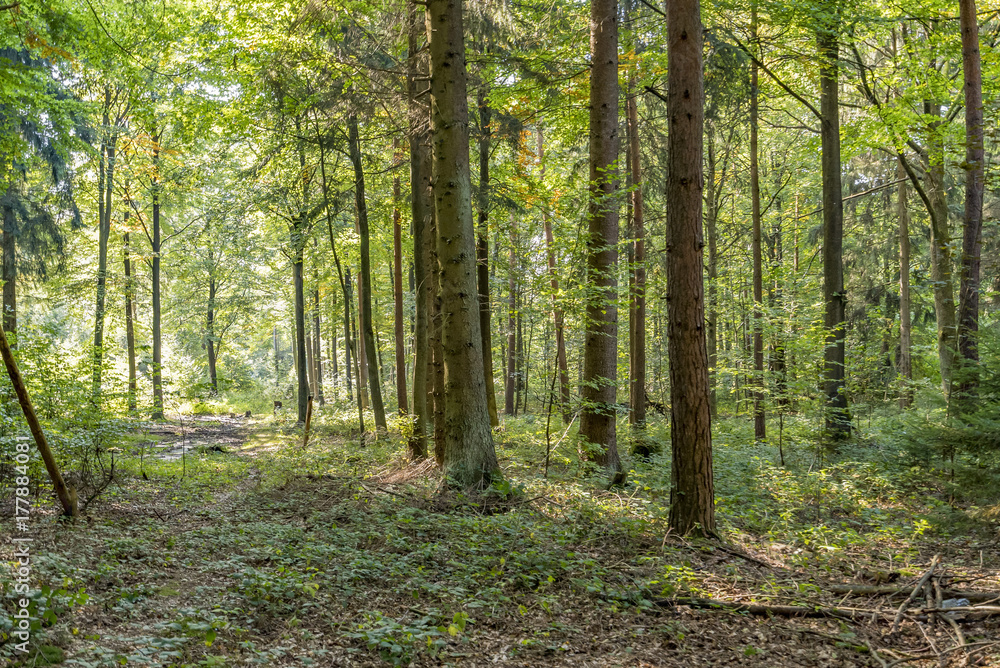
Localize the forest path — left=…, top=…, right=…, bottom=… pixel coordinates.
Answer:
left=143, top=414, right=253, bottom=461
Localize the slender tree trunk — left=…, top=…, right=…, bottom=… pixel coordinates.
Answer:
left=477, top=82, right=501, bottom=427
left=581, top=0, right=623, bottom=482
left=705, top=125, right=718, bottom=417
left=343, top=270, right=353, bottom=402
left=626, top=76, right=646, bottom=434
left=124, top=222, right=137, bottom=413
left=392, top=140, right=408, bottom=415
left=151, top=131, right=164, bottom=420
left=313, top=284, right=324, bottom=404
left=957, top=0, right=983, bottom=397
left=293, top=123, right=310, bottom=425
left=408, top=0, right=431, bottom=459
left=345, top=267, right=364, bottom=430
left=897, top=160, right=913, bottom=408
left=428, top=0, right=500, bottom=487
left=666, top=0, right=715, bottom=536
left=505, top=216, right=517, bottom=416
left=93, top=124, right=117, bottom=395
left=356, top=269, right=370, bottom=411
left=2, top=193, right=16, bottom=342
left=207, top=273, right=218, bottom=395
left=925, top=100, right=956, bottom=396
left=818, top=10, right=849, bottom=438
left=538, top=126, right=570, bottom=422
left=750, top=9, right=766, bottom=441
left=515, top=295, right=524, bottom=411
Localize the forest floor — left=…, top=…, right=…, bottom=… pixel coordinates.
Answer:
left=2, top=410, right=1000, bottom=667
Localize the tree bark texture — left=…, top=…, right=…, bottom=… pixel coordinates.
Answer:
left=393, top=140, right=408, bottom=415
left=666, top=0, right=715, bottom=536
left=818, top=12, right=849, bottom=437
left=626, top=77, right=646, bottom=432
left=428, top=0, right=500, bottom=487
left=581, top=0, right=623, bottom=481
left=151, top=132, right=164, bottom=420
left=957, top=0, right=983, bottom=396
left=477, top=83, right=500, bottom=427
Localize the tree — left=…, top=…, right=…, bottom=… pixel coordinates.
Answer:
left=580, top=0, right=623, bottom=483
left=427, top=0, right=500, bottom=487
left=666, top=0, right=714, bottom=536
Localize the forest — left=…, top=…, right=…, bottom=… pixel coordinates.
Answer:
left=1, top=0, right=1000, bottom=664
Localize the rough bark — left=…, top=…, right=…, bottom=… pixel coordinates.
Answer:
left=580, top=0, right=623, bottom=482
left=476, top=83, right=500, bottom=427
left=818, top=12, right=849, bottom=438
left=407, top=0, right=431, bottom=459
left=957, top=0, right=984, bottom=397
left=427, top=0, right=499, bottom=487
left=897, top=160, right=913, bottom=408
left=666, top=0, right=715, bottom=535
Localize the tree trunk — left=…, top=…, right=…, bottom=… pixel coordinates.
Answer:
left=392, top=140, right=408, bottom=415
left=477, top=82, right=501, bottom=427
left=818, top=11, right=849, bottom=438
left=293, top=124, right=310, bottom=425
left=207, top=273, right=218, bottom=395
left=428, top=0, right=500, bottom=487
left=626, top=76, right=647, bottom=434
left=897, top=160, right=913, bottom=408
left=750, top=9, right=765, bottom=441
left=957, top=0, right=983, bottom=398
left=124, top=222, right=137, bottom=413
left=538, top=126, right=570, bottom=423
left=356, top=268, right=370, bottom=411
left=151, top=131, right=164, bottom=420
left=93, top=123, right=117, bottom=395
left=505, top=216, right=517, bottom=416
left=408, top=0, right=431, bottom=459
left=346, top=266, right=365, bottom=431
left=2, top=194, right=16, bottom=342
left=666, top=0, right=715, bottom=536
left=581, top=0, right=623, bottom=483
left=313, top=284, right=324, bottom=404
left=0, top=324, right=75, bottom=516
left=705, top=125, right=718, bottom=417
left=924, top=100, right=956, bottom=397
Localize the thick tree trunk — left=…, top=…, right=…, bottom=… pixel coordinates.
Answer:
left=818, top=13, right=849, bottom=438
left=207, top=274, right=218, bottom=395
left=151, top=132, right=164, bottom=420
left=428, top=0, right=500, bottom=487
left=897, top=160, right=912, bottom=408
left=957, top=0, right=983, bottom=397
left=392, top=141, right=408, bottom=415
left=124, top=223, right=137, bottom=413
left=924, top=100, right=956, bottom=397
left=477, top=83, right=500, bottom=427
left=408, top=0, right=431, bottom=459
left=666, top=0, right=715, bottom=536
left=626, top=77, right=646, bottom=434
left=750, top=10, right=765, bottom=441
left=537, top=127, right=570, bottom=422
left=581, top=0, right=623, bottom=482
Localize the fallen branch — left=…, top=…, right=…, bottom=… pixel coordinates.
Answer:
left=653, top=596, right=867, bottom=621
left=892, top=555, right=939, bottom=634
left=827, top=583, right=1000, bottom=603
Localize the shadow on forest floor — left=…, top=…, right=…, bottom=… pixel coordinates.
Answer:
left=2, top=412, right=999, bottom=667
